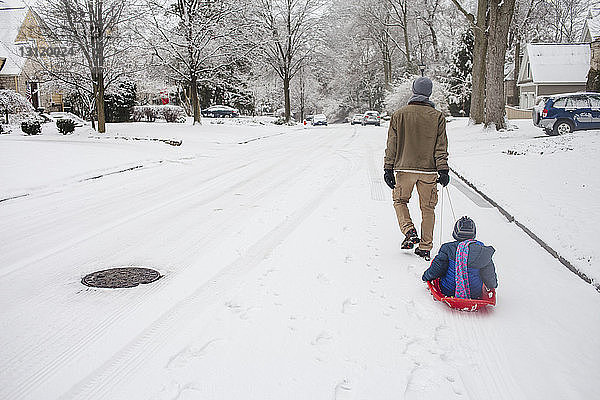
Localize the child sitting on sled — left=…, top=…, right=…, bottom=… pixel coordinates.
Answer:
left=422, top=216, right=498, bottom=299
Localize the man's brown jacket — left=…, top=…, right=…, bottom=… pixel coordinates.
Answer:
left=384, top=103, right=448, bottom=173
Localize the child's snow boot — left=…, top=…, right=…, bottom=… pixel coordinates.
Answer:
left=414, top=247, right=431, bottom=261
left=401, top=228, right=420, bottom=249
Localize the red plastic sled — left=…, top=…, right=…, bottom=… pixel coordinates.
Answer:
left=427, top=279, right=496, bottom=311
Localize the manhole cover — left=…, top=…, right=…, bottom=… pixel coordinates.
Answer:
left=82, top=267, right=161, bottom=288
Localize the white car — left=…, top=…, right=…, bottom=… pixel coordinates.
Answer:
left=362, top=111, right=381, bottom=126
left=202, top=105, right=239, bottom=118
left=350, top=113, right=363, bottom=125
left=312, top=114, right=327, bottom=126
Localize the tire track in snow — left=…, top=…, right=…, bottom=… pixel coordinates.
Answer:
left=367, top=145, right=386, bottom=202
left=61, top=133, right=359, bottom=400
left=0, top=128, right=326, bottom=280
left=0, top=157, right=275, bottom=280
left=1, top=129, right=355, bottom=400
left=0, top=159, right=285, bottom=399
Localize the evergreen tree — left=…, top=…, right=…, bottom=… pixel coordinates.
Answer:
left=448, top=29, right=473, bottom=117
left=104, top=80, right=137, bottom=123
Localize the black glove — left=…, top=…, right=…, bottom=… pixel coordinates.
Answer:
left=437, top=170, right=449, bottom=187
left=384, top=169, right=395, bottom=189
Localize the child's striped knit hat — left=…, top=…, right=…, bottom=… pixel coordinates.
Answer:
left=453, top=216, right=476, bottom=241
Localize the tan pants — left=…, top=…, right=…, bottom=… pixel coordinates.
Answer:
left=392, top=171, right=438, bottom=251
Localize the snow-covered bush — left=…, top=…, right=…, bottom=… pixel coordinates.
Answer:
left=56, top=118, right=75, bottom=134
left=21, top=119, right=41, bottom=135
left=132, top=105, right=186, bottom=123
left=132, top=105, right=158, bottom=122
left=0, top=89, right=34, bottom=114
left=384, top=75, right=450, bottom=115
left=160, top=105, right=186, bottom=123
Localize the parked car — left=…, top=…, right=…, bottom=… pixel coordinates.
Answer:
left=202, top=105, right=239, bottom=118
left=350, top=113, right=363, bottom=125
left=534, top=92, right=600, bottom=136
left=312, top=114, right=327, bottom=126
left=362, top=111, right=381, bottom=126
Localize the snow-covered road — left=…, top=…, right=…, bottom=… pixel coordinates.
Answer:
left=1, top=123, right=598, bottom=399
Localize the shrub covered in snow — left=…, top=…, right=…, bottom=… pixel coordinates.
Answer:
left=384, top=75, right=450, bottom=116
left=56, top=118, right=76, bottom=134
left=0, top=89, right=34, bottom=115
left=21, top=119, right=41, bottom=135
left=132, top=105, right=186, bottom=123
left=132, top=105, right=158, bottom=122
left=160, top=105, right=187, bottom=123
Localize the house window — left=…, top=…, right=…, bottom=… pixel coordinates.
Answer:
left=527, top=63, right=530, bottom=79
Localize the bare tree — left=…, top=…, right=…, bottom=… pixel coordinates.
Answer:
left=252, top=0, right=325, bottom=123
left=450, top=0, right=488, bottom=124
left=546, top=0, right=588, bottom=42
left=452, top=0, right=516, bottom=129
left=142, top=0, right=248, bottom=125
left=386, top=0, right=411, bottom=67
left=414, top=0, right=441, bottom=61
left=485, top=0, right=517, bottom=129
left=509, top=0, right=538, bottom=106
left=34, top=0, right=140, bottom=133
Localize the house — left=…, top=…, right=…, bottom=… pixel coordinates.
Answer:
left=581, top=9, right=600, bottom=42
left=517, top=43, right=590, bottom=109
left=0, top=1, right=64, bottom=112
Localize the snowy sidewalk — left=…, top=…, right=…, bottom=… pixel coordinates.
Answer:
left=447, top=118, right=600, bottom=285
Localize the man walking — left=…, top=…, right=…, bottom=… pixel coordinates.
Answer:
left=383, top=77, right=449, bottom=261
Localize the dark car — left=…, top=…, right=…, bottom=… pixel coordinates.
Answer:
left=202, top=105, right=239, bottom=118
left=535, top=93, right=600, bottom=136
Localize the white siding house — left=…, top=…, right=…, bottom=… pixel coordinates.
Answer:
left=517, top=43, right=590, bottom=109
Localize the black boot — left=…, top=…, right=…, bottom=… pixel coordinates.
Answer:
left=401, top=228, right=420, bottom=249
left=414, top=247, right=431, bottom=261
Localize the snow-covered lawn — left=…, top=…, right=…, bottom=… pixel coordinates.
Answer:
left=0, top=120, right=598, bottom=399
left=447, top=118, right=600, bottom=284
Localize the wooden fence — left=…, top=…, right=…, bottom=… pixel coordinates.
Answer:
left=505, top=106, right=532, bottom=120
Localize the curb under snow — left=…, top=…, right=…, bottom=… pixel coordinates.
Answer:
left=450, top=168, right=600, bottom=293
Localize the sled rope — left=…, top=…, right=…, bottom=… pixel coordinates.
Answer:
left=446, top=186, right=457, bottom=222
left=439, top=186, right=444, bottom=244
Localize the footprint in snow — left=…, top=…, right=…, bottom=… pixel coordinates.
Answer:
left=334, top=379, right=352, bottom=400
left=317, top=273, right=331, bottom=284
left=341, top=298, right=358, bottom=313
left=311, top=331, right=333, bottom=345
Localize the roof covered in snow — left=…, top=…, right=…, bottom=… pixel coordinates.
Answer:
left=581, top=9, right=600, bottom=42
left=519, top=43, right=590, bottom=85
left=584, top=17, right=600, bottom=41
left=0, top=1, right=30, bottom=76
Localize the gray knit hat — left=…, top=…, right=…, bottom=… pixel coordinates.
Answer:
left=453, top=216, right=476, bottom=241
left=412, top=77, right=433, bottom=97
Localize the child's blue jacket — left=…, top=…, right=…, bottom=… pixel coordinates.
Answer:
left=422, top=241, right=498, bottom=299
